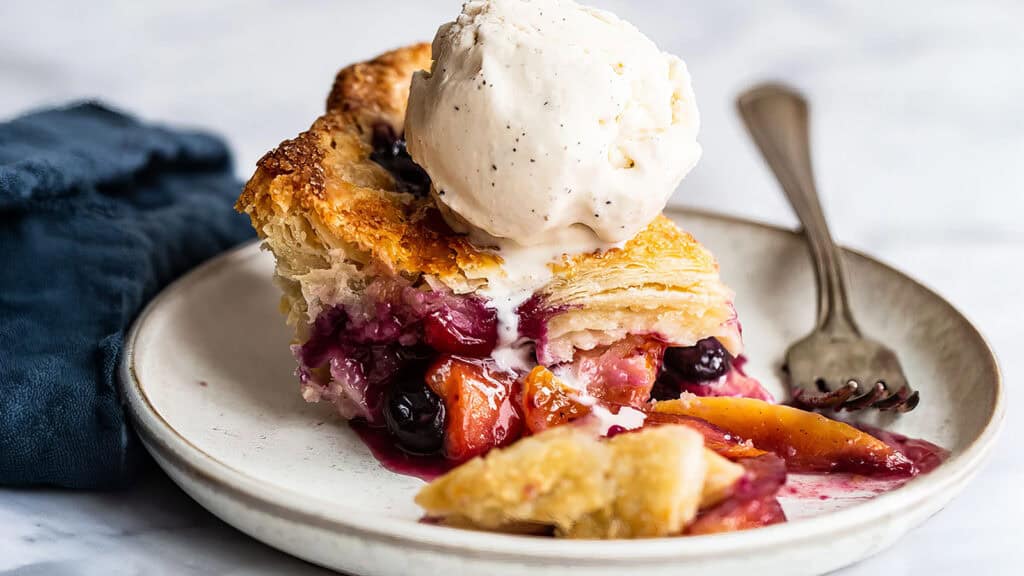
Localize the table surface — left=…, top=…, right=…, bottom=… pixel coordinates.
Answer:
left=1, top=1, right=1021, bottom=574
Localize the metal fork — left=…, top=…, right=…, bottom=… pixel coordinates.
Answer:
left=736, top=83, right=919, bottom=413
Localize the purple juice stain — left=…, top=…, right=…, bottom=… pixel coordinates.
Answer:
left=350, top=420, right=456, bottom=481
left=856, top=423, right=950, bottom=475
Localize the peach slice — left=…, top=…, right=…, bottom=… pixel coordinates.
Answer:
left=653, top=396, right=916, bottom=476
left=426, top=355, right=523, bottom=462
left=644, top=411, right=767, bottom=461
left=521, top=366, right=591, bottom=434
left=571, top=336, right=665, bottom=408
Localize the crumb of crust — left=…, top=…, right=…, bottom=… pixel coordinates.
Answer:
left=415, top=424, right=745, bottom=538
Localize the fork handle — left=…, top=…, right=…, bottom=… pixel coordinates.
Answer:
left=737, top=83, right=860, bottom=337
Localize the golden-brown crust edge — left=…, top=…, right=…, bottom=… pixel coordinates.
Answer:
left=236, top=43, right=502, bottom=289
left=327, top=43, right=432, bottom=130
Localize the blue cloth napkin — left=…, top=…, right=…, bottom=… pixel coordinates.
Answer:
left=0, top=103, right=254, bottom=488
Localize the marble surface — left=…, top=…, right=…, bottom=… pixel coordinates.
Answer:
left=1, top=1, right=1020, bottom=574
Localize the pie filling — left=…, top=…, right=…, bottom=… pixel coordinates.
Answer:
left=288, top=128, right=772, bottom=464
left=291, top=268, right=948, bottom=535
left=293, top=276, right=763, bottom=463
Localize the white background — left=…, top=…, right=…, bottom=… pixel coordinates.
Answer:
left=1, top=1, right=1021, bottom=574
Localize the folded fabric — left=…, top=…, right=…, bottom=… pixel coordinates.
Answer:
left=0, top=103, right=253, bottom=488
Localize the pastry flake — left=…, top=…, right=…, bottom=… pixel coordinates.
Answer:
left=416, top=424, right=744, bottom=539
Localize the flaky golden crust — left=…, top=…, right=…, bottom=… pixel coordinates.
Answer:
left=416, top=424, right=744, bottom=538
left=237, top=44, right=501, bottom=293
left=542, top=215, right=741, bottom=361
left=327, top=42, right=431, bottom=130
left=237, top=44, right=741, bottom=357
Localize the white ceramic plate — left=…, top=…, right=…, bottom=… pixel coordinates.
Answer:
left=121, top=209, right=1003, bottom=576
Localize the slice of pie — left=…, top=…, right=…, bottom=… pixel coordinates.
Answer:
left=236, top=44, right=768, bottom=462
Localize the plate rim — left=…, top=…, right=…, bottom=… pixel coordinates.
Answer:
left=121, top=207, right=1005, bottom=564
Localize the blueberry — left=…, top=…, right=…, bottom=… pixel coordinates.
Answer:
left=384, top=373, right=446, bottom=455
left=369, top=123, right=431, bottom=197
left=664, top=338, right=732, bottom=382
left=649, top=373, right=683, bottom=401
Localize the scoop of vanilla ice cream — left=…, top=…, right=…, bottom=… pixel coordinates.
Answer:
left=406, top=0, right=701, bottom=246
